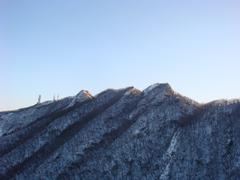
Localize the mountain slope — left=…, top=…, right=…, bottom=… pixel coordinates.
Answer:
left=0, top=84, right=239, bottom=180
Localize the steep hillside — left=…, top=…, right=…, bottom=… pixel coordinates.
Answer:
left=0, top=84, right=239, bottom=180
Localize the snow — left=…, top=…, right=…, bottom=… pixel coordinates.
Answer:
left=166, top=129, right=180, bottom=155
left=209, top=99, right=240, bottom=106
left=35, top=101, right=53, bottom=107
left=66, top=90, right=92, bottom=108
left=124, top=88, right=141, bottom=96
left=124, top=90, right=133, bottom=96
left=143, top=83, right=160, bottom=94
left=143, top=83, right=172, bottom=95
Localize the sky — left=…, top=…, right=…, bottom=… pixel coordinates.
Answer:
left=0, top=0, right=240, bottom=111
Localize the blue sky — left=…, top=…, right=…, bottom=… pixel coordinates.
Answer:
left=1, top=0, right=240, bottom=110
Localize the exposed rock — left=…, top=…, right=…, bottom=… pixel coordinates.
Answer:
left=66, top=90, right=93, bottom=108
left=0, top=84, right=239, bottom=180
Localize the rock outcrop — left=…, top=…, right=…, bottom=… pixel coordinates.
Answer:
left=0, top=84, right=239, bottom=180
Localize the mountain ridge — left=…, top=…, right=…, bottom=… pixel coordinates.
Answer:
left=0, top=83, right=239, bottom=180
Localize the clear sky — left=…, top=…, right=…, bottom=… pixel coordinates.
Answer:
left=0, top=0, right=240, bottom=111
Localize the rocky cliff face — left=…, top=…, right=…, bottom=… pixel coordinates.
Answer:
left=0, top=84, right=239, bottom=180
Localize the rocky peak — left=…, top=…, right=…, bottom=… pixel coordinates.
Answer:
left=67, top=90, right=93, bottom=108
left=139, top=83, right=175, bottom=106
left=144, top=83, right=173, bottom=96
left=124, top=87, right=141, bottom=96
left=75, top=90, right=93, bottom=102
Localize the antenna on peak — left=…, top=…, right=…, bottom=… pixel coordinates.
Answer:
left=37, top=95, right=41, bottom=104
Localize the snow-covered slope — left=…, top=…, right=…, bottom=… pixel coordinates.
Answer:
left=0, top=84, right=239, bottom=180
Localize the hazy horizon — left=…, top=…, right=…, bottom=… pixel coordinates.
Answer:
left=1, top=0, right=240, bottom=111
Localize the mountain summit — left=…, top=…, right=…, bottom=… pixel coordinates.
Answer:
left=0, top=84, right=239, bottom=180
